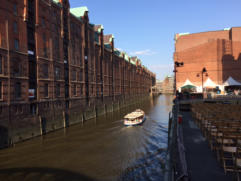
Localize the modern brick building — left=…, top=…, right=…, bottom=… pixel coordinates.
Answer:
left=0, top=0, right=155, bottom=147
left=174, top=27, right=241, bottom=92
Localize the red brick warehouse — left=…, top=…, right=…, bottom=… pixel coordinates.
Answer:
left=174, top=27, right=241, bottom=93
left=0, top=0, right=156, bottom=147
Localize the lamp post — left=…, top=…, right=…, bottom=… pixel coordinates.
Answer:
left=196, top=67, right=208, bottom=97
left=173, top=61, right=184, bottom=96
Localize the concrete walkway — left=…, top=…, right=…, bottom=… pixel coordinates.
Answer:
left=180, top=111, right=233, bottom=181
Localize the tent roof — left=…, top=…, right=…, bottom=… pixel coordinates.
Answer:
left=181, top=79, right=196, bottom=87
left=224, top=76, right=241, bottom=86
left=204, top=78, right=217, bottom=87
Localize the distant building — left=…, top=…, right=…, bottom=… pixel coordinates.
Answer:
left=174, top=27, right=241, bottom=92
left=155, top=80, right=162, bottom=92
left=161, top=76, right=174, bottom=94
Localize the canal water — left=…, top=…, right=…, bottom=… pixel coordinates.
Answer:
left=0, top=95, right=173, bottom=181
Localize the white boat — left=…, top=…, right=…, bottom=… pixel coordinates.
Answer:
left=124, top=109, right=146, bottom=126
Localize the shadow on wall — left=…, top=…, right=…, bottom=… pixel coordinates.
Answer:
left=222, top=53, right=241, bottom=82
left=0, top=167, right=96, bottom=181
left=0, top=126, right=8, bottom=149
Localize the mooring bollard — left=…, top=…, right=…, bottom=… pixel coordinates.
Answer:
left=178, top=115, right=183, bottom=124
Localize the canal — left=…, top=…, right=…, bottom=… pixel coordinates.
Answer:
left=0, top=95, right=173, bottom=181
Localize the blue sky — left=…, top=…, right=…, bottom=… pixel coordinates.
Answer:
left=69, top=0, right=241, bottom=81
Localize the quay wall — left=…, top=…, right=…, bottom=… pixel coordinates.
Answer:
left=0, top=94, right=151, bottom=148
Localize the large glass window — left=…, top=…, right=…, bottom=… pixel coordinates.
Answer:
left=42, top=18, right=45, bottom=28
left=14, top=39, right=19, bottom=50
left=0, top=55, right=2, bottom=74
left=0, top=81, right=2, bottom=99
left=42, top=63, right=48, bottom=78
left=54, top=36, right=59, bottom=59
left=0, top=33, right=2, bottom=47
left=15, top=82, right=21, bottom=98
left=44, top=83, right=48, bottom=97
left=73, top=84, right=76, bottom=96
left=79, top=70, right=83, bottom=81
left=43, top=33, right=47, bottom=57
left=13, top=21, right=18, bottom=33
left=72, top=70, right=76, bottom=81
left=13, top=60, right=21, bottom=76
left=55, top=67, right=61, bottom=80
left=13, top=4, right=17, bottom=16
left=56, top=83, right=60, bottom=97
left=80, top=84, right=83, bottom=95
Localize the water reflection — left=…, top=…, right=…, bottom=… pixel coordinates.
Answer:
left=0, top=95, right=173, bottom=181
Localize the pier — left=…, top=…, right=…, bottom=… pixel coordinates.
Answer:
left=166, top=98, right=241, bottom=181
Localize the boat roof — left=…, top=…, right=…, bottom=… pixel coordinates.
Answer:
left=124, top=110, right=144, bottom=119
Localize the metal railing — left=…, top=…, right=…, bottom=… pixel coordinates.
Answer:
left=164, top=102, right=189, bottom=181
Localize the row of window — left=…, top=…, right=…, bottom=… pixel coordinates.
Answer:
left=43, top=83, right=84, bottom=98
left=1, top=61, right=82, bottom=81
left=0, top=82, right=20, bottom=100
left=0, top=82, right=81, bottom=100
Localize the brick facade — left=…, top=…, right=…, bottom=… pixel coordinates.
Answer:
left=174, top=27, right=241, bottom=92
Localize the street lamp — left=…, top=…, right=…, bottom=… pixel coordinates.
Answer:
left=173, top=61, right=184, bottom=96
left=196, top=67, right=208, bottom=97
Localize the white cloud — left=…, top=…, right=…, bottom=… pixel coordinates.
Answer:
left=130, top=49, right=157, bottom=56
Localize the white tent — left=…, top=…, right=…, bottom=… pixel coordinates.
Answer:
left=223, top=76, right=241, bottom=86
left=181, top=79, right=196, bottom=87
left=203, top=78, right=217, bottom=88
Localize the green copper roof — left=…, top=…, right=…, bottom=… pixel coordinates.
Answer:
left=104, top=44, right=112, bottom=50
left=52, top=0, right=62, bottom=6
left=95, top=32, right=99, bottom=44
left=114, top=49, right=121, bottom=57
left=224, top=27, right=231, bottom=31
left=124, top=53, right=129, bottom=62
left=70, top=7, right=88, bottom=18
left=130, top=59, right=136, bottom=65
left=179, top=32, right=190, bottom=36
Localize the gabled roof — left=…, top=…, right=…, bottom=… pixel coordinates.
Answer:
left=94, top=25, right=104, bottom=33
left=104, top=34, right=114, bottom=44
left=130, top=57, right=137, bottom=66
left=124, top=53, right=129, bottom=62
left=70, top=7, right=88, bottom=19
